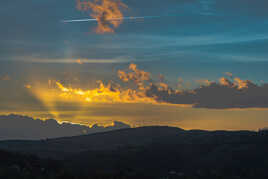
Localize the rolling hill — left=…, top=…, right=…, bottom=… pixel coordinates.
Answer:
left=1, top=126, right=268, bottom=178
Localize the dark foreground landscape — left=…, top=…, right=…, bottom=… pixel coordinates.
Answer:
left=1, top=126, right=268, bottom=179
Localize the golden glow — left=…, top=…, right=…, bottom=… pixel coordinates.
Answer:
left=24, top=84, right=32, bottom=89
left=3, top=104, right=268, bottom=131
left=12, top=63, right=268, bottom=131
left=219, top=77, right=232, bottom=86
left=233, top=77, right=250, bottom=89
left=55, top=81, right=157, bottom=104
left=23, top=64, right=194, bottom=121
left=218, top=77, right=250, bottom=89
left=52, top=63, right=158, bottom=104
left=76, top=59, right=84, bottom=64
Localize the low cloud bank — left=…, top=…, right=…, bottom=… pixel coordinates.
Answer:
left=0, top=114, right=130, bottom=140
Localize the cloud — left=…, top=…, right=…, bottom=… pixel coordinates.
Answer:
left=0, top=114, right=130, bottom=140
left=0, top=75, right=11, bottom=81
left=233, top=77, right=251, bottom=90
left=24, top=84, right=32, bottom=89
left=76, top=59, right=84, bottom=64
left=225, top=72, right=233, bottom=78
left=76, top=0, right=127, bottom=33
left=26, top=63, right=268, bottom=109
left=195, top=79, right=212, bottom=86
left=146, top=76, right=268, bottom=109
left=219, top=77, right=232, bottom=86
left=53, top=63, right=156, bottom=104
left=117, top=63, right=151, bottom=86
left=18, top=57, right=130, bottom=64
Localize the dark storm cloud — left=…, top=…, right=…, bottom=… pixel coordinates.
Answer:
left=146, top=78, right=268, bottom=109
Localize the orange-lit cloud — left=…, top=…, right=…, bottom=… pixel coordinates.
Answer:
left=76, top=59, right=84, bottom=64
left=0, top=75, right=11, bottom=81
left=24, top=84, right=32, bottom=89
left=23, top=64, right=268, bottom=110
left=23, top=64, right=160, bottom=119
left=233, top=77, right=251, bottom=89
left=158, top=82, right=169, bottom=91
left=219, top=77, right=232, bottom=86
left=196, top=79, right=212, bottom=86
left=54, top=63, right=156, bottom=104
left=76, top=0, right=127, bottom=33
left=118, top=63, right=151, bottom=84
left=55, top=80, right=157, bottom=104
left=218, top=77, right=252, bottom=89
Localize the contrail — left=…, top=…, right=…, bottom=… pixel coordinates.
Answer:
left=62, top=15, right=165, bottom=23
left=62, top=13, right=218, bottom=23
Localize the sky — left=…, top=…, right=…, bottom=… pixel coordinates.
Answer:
left=1, top=0, right=268, bottom=131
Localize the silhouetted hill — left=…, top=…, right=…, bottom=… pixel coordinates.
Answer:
left=1, top=126, right=268, bottom=178
left=0, top=126, right=184, bottom=158
left=0, top=114, right=130, bottom=140
left=0, top=149, right=63, bottom=179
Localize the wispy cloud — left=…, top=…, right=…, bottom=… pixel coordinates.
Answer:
left=12, top=57, right=132, bottom=64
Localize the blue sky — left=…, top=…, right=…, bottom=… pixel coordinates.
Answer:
left=1, top=0, right=268, bottom=130
left=1, top=0, right=268, bottom=83
left=1, top=0, right=268, bottom=63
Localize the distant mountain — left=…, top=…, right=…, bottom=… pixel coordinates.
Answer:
left=0, top=114, right=130, bottom=140
left=1, top=126, right=268, bottom=178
